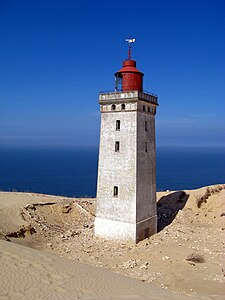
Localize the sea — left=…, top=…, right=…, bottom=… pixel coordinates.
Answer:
left=0, top=146, right=224, bottom=197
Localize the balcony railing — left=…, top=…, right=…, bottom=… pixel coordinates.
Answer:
left=99, top=89, right=157, bottom=97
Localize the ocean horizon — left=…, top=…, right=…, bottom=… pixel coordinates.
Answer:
left=0, top=146, right=224, bottom=197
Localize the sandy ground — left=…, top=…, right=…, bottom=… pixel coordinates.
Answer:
left=1, top=239, right=211, bottom=300
left=0, top=185, right=224, bottom=299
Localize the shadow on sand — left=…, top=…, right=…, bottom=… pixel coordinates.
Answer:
left=157, top=191, right=189, bottom=232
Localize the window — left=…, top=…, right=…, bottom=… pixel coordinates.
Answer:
left=143, top=105, right=146, bottom=111
left=113, top=186, right=118, bottom=197
left=121, top=104, right=125, bottom=110
left=112, top=104, right=116, bottom=110
left=145, top=121, right=148, bottom=131
left=148, top=107, right=150, bottom=113
left=115, top=141, right=120, bottom=152
left=145, top=142, right=148, bottom=152
left=116, top=120, right=120, bottom=131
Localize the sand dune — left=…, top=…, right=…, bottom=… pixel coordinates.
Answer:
left=0, top=185, right=224, bottom=299
left=0, top=239, right=211, bottom=300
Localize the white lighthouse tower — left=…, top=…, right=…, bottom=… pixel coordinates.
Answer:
left=95, top=41, right=158, bottom=242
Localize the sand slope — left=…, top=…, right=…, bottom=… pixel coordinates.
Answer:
left=0, top=240, right=220, bottom=300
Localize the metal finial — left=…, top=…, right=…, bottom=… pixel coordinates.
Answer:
left=126, top=38, right=136, bottom=60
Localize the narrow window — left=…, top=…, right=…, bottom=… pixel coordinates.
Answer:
left=121, top=104, right=125, bottom=110
left=115, top=141, right=120, bottom=152
left=145, top=120, right=148, bottom=131
left=143, top=105, right=146, bottom=111
left=113, top=186, right=118, bottom=197
left=145, top=142, right=147, bottom=152
left=112, top=104, right=116, bottom=110
left=116, top=120, right=120, bottom=131
left=148, top=107, right=150, bottom=113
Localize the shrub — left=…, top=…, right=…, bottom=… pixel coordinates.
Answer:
left=186, top=253, right=205, bottom=263
left=196, top=185, right=225, bottom=208
left=196, top=195, right=207, bottom=208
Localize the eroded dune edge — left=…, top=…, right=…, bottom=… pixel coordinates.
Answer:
left=0, top=184, right=224, bottom=300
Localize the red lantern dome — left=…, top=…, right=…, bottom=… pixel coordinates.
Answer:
left=115, top=59, right=144, bottom=92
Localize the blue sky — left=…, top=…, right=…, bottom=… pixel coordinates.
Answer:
left=0, top=0, right=224, bottom=147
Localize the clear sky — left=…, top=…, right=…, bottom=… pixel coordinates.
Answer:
left=0, top=0, right=224, bottom=148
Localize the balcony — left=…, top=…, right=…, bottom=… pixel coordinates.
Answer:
left=99, top=90, right=158, bottom=105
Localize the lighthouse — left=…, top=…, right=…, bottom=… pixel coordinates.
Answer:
left=95, top=40, right=158, bottom=243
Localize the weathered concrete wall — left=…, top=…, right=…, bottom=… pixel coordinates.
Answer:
left=136, top=102, right=157, bottom=230
left=95, top=92, right=158, bottom=242
left=95, top=217, right=136, bottom=241
left=96, top=109, right=137, bottom=223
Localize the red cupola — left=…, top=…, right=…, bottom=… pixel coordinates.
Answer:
left=114, top=40, right=144, bottom=92
left=115, top=59, right=144, bottom=92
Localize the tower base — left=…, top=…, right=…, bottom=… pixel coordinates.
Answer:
left=94, top=216, right=157, bottom=243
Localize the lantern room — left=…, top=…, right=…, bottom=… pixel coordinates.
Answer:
left=115, top=59, right=144, bottom=92
left=114, top=39, right=144, bottom=92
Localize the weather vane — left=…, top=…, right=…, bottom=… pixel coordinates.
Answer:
left=126, top=38, right=136, bottom=60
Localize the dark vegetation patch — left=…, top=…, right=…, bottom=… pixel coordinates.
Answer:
left=195, top=185, right=225, bottom=208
